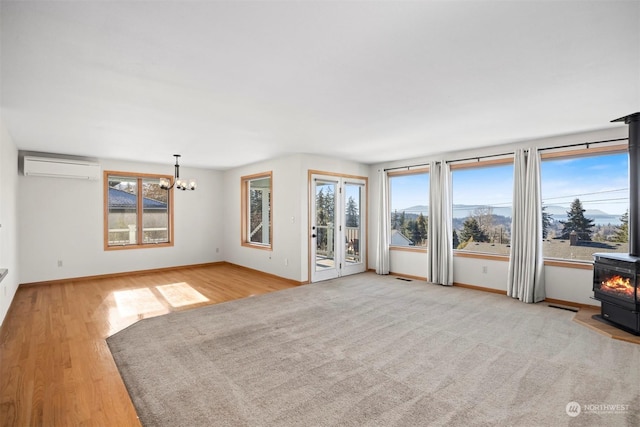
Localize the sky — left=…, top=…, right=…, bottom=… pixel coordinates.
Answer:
left=390, top=152, right=629, bottom=216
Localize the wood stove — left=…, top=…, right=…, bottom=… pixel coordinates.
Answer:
left=593, top=253, right=640, bottom=334
left=593, top=112, right=640, bottom=335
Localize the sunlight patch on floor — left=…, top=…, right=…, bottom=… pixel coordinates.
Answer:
left=113, top=288, right=166, bottom=317
left=156, top=282, right=209, bottom=308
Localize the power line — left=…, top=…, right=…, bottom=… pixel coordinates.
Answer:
left=542, top=188, right=628, bottom=201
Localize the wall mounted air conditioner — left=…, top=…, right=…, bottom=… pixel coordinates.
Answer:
left=23, top=156, right=101, bottom=180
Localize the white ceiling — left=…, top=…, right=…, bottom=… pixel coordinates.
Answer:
left=1, top=1, right=638, bottom=170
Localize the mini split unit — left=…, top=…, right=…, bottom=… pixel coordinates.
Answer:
left=23, top=156, right=101, bottom=180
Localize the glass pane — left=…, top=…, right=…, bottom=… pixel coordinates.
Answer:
left=389, top=173, right=429, bottom=247
left=315, top=181, right=336, bottom=271
left=249, top=177, right=271, bottom=244
left=541, top=152, right=629, bottom=261
left=452, top=164, right=513, bottom=254
left=345, top=183, right=362, bottom=264
left=142, top=178, right=169, bottom=244
left=107, top=176, right=138, bottom=246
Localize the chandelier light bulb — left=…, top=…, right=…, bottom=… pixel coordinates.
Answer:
left=161, top=155, right=196, bottom=191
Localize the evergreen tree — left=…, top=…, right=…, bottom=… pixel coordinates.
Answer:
left=324, top=187, right=335, bottom=224
left=316, top=189, right=326, bottom=225
left=345, top=196, right=359, bottom=227
left=559, top=198, right=594, bottom=240
left=613, top=209, right=629, bottom=243
left=542, top=204, right=553, bottom=239
left=416, top=213, right=428, bottom=245
left=408, top=220, right=421, bottom=244
left=391, top=210, right=400, bottom=230
left=399, top=211, right=408, bottom=238
left=459, top=217, right=489, bottom=243
left=452, top=230, right=460, bottom=249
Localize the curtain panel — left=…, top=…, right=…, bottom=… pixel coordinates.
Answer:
left=507, top=148, right=545, bottom=303
left=376, top=169, right=390, bottom=275
left=428, top=161, right=453, bottom=285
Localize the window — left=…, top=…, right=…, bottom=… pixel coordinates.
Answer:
left=241, top=172, right=272, bottom=249
left=541, top=147, right=629, bottom=262
left=451, top=160, right=514, bottom=255
left=388, top=169, right=429, bottom=248
left=104, top=171, right=173, bottom=250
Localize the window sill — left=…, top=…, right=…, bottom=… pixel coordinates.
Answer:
left=390, top=246, right=427, bottom=253
left=242, top=242, right=272, bottom=251
left=543, top=259, right=593, bottom=270
left=453, top=251, right=509, bottom=261
left=105, top=242, right=174, bottom=251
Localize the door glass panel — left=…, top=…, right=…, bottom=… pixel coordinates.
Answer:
left=345, top=183, right=362, bottom=265
left=315, top=180, right=336, bottom=272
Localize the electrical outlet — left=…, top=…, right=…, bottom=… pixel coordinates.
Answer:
left=482, top=266, right=488, bottom=274
left=57, top=260, right=63, bottom=267
left=284, top=258, right=288, bottom=266
left=216, top=248, right=219, bottom=253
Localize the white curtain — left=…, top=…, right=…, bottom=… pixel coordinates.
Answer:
left=428, top=161, right=453, bottom=285
left=507, top=148, right=545, bottom=303
left=376, top=169, right=390, bottom=275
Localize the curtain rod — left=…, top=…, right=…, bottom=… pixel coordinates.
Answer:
left=537, top=137, right=627, bottom=152
left=384, top=162, right=430, bottom=172
left=383, top=137, right=628, bottom=172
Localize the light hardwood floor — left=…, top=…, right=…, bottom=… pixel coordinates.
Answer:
left=0, top=263, right=300, bottom=426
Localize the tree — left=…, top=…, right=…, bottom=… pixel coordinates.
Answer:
left=316, top=189, right=326, bottom=225
left=399, top=211, right=408, bottom=238
left=345, top=196, right=359, bottom=227
left=459, top=217, right=489, bottom=243
left=612, top=209, right=629, bottom=243
left=542, top=204, right=553, bottom=239
left=324, top=187, right=335, bottom=224
left=473, top=206, right=494, bottom=237
left=559, top=198, right=595, bottom=240
left=452, top=230, right=460, bottom=249
left=391, top=210, right=400, bottom=230
left=416, top=213, right=428, bottom=245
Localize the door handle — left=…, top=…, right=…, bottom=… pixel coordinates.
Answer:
left=312, top=234, right=316, bottom=238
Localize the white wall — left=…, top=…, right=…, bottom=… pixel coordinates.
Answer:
left=0, top=120, right=19, bottom=327
left=18, top=157, right=224, bottom=284
left=223, top=153, right=369, bottom=283
left=389, top=250, right=429, bottom=278
left=368, top=126, right=627, bottom=305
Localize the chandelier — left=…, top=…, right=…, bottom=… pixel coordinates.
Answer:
left=159, top=154, right=196, bottom=191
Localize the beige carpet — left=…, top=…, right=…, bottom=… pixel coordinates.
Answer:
left=107, top=273, right=640, bottom=426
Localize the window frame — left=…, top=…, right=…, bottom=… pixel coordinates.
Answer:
left=241, top=171, right=273, bottom=250
left=539, top=144, right=628, bottom=269
left=103, top=170, right=174, bottom=250
left=388, top=167, right=430, bottom=252
left=451, top=156, right=514, bottom=259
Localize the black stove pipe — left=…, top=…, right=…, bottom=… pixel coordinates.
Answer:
left=612, top=112, right=640, bottom=257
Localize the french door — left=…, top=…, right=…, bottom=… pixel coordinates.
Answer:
left=310, top=173, right=366, bottom=282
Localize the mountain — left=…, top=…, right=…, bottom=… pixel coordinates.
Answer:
left=397, top=204, right=623, bottom=224
left=543, top=205, right=608, bottom=217
left=398, top=205, right=428, bottom=214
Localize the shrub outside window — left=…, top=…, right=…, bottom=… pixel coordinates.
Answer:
left=241, top=172, right=272, bottom=249
left=104, top=171, right=173, bottom=249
